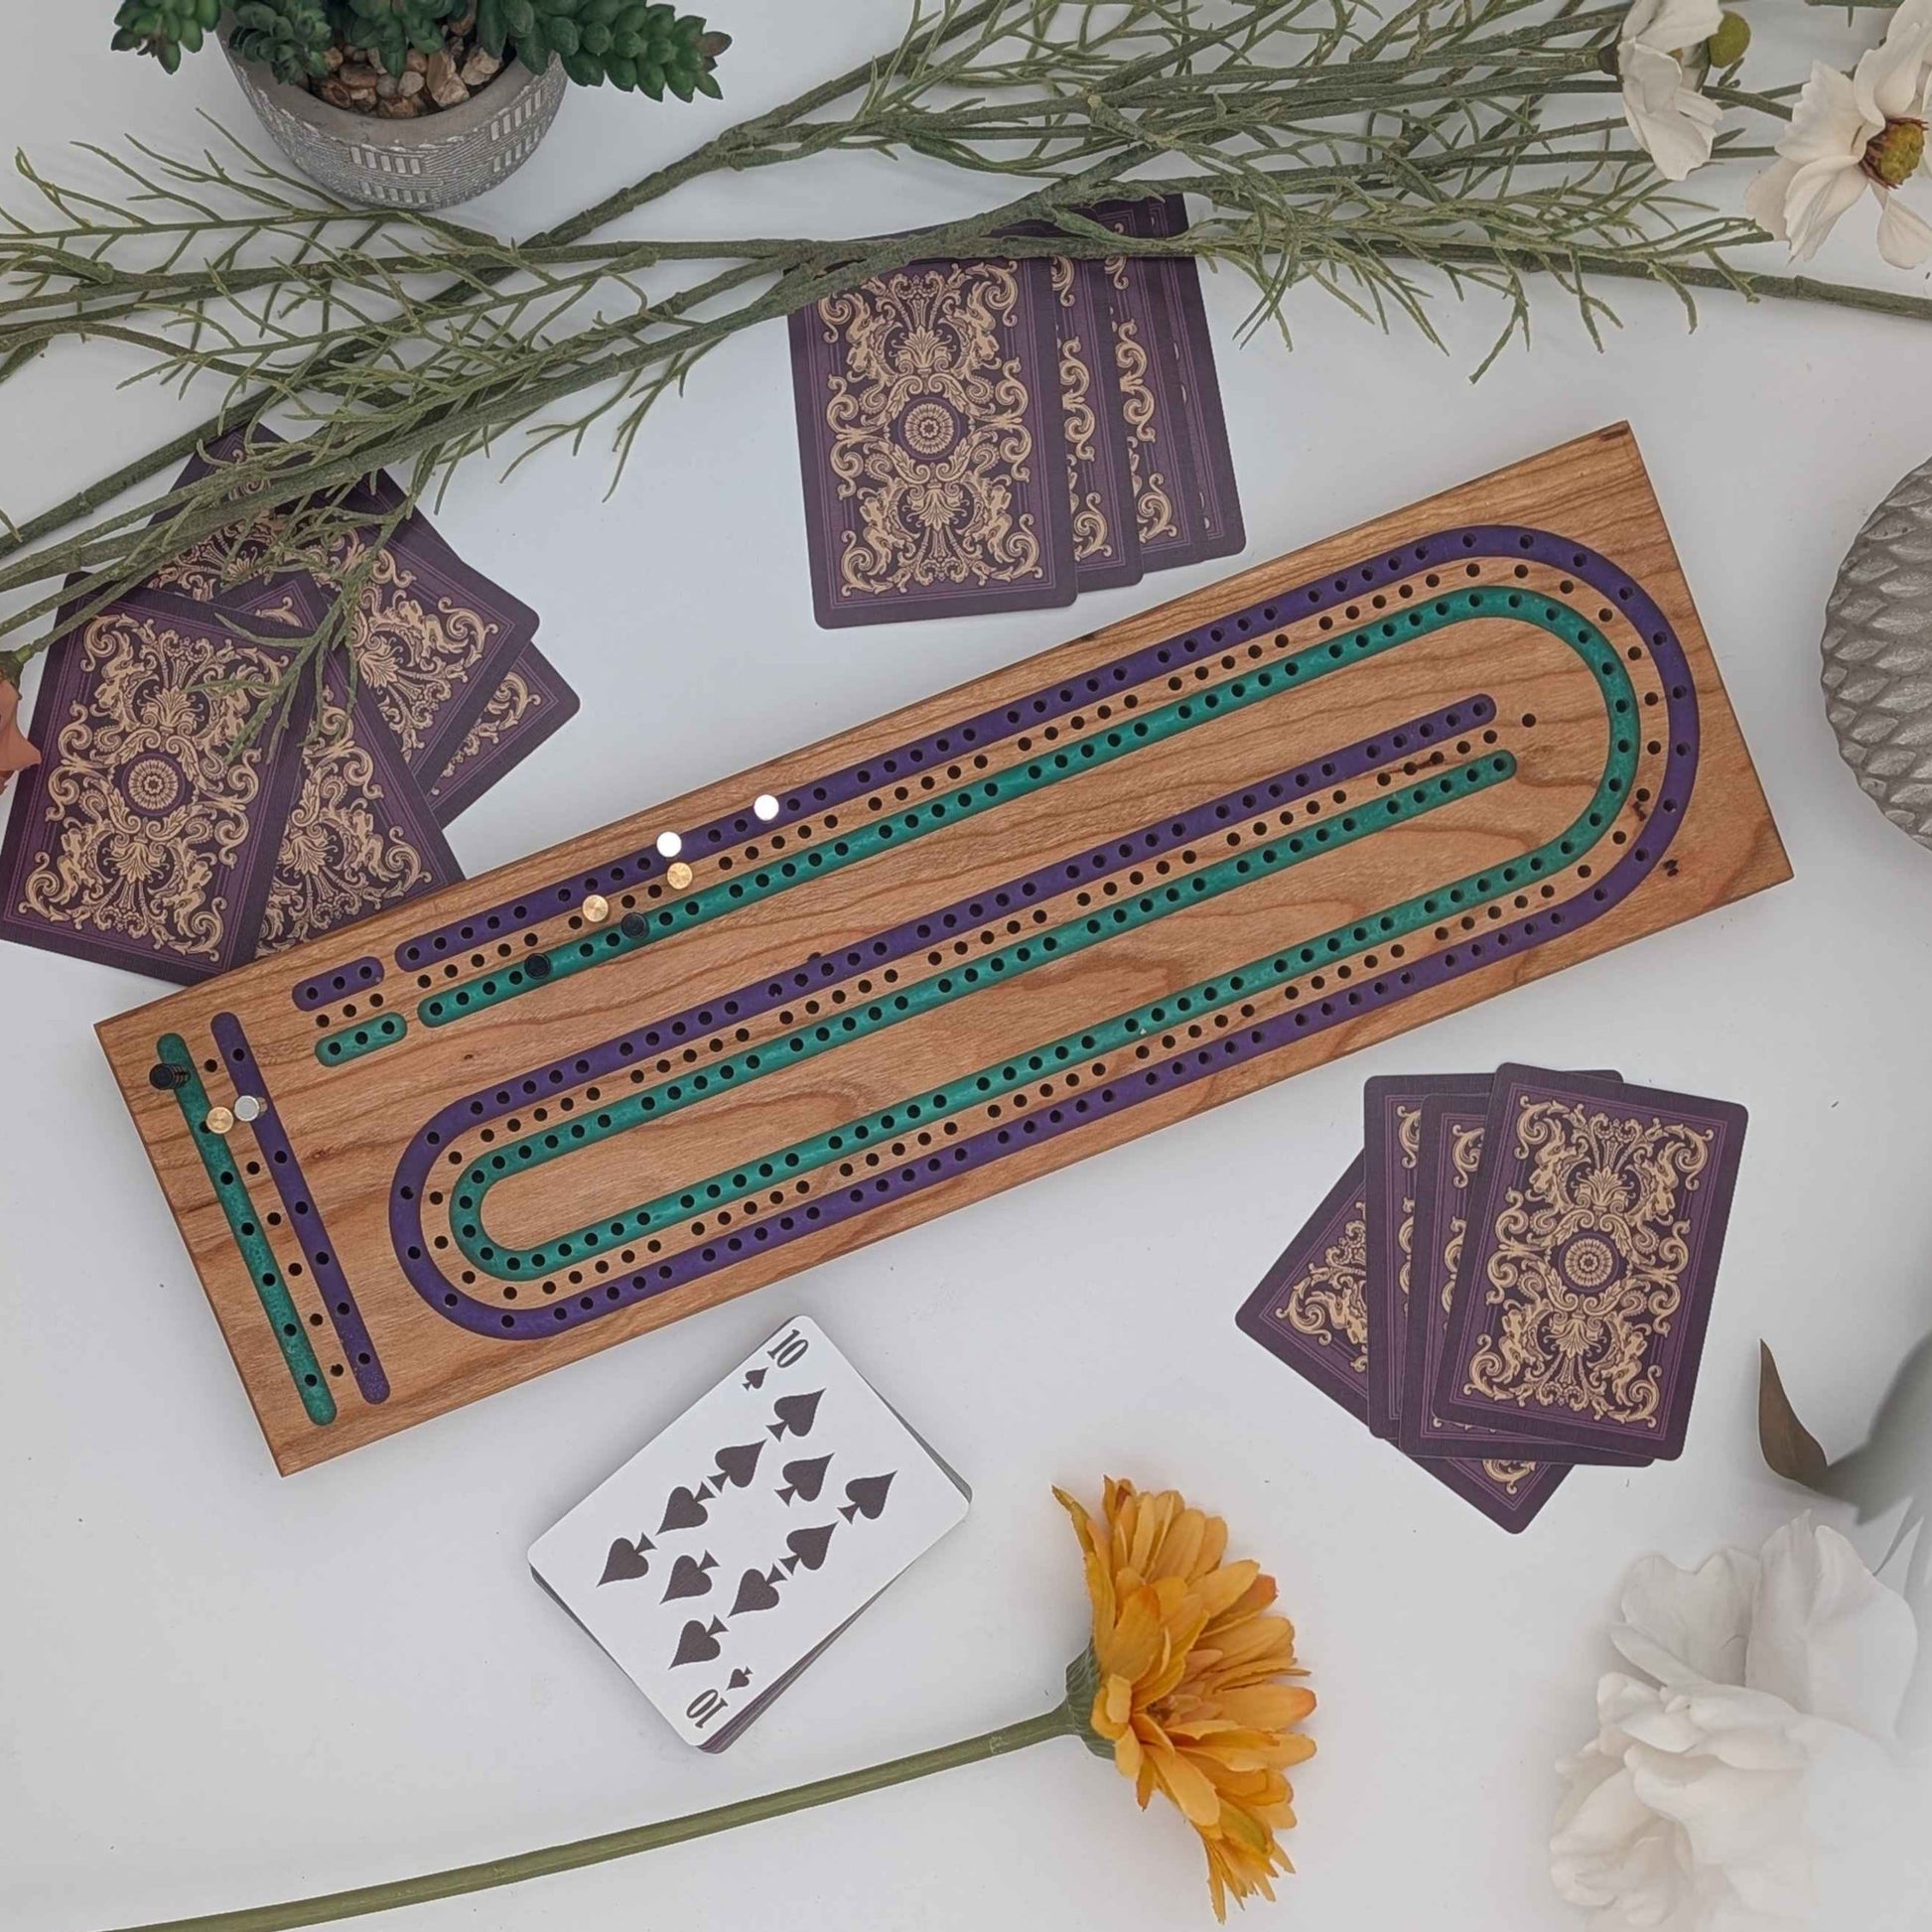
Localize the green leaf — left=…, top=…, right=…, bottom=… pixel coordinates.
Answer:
left=1759, top=1342, right=1831, bottom=1490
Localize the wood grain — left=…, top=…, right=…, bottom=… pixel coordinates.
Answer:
left=97, top=424, right=1790, bottom=1473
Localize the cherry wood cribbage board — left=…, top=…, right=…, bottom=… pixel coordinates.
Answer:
left=99, top=424, right=1790, bottom=1473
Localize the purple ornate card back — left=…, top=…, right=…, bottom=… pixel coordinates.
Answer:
left=1237, top=1155, right=1373, bottom=1421
left=1361, top=1072, right=1491, bottom=1440
left=1434, top=1064, right=1748, bottom=1459
left=425, top=641, right=580, bottom=826
left=1236, top=1153, right=1571, bottom=1532
left=152, top=430, right=539, bottom=782
left=1049, top=253, right=1144, bottom=592
left=1402, top=1096, right=1649, bottom=1468
left=0, top=593, right=318, bottom=983
left=0, top=589, right=460, bottom=984
left=1091, top=196, right=1244, bottom=570
left=788, top=257, right=1080, bottom=626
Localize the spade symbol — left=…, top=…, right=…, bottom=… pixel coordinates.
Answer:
left=659, top=1485, right=710, bottom=1534
left=711, top=1441, right=763, bottom=1488
left=731, top=1567, right=783, bottom=1615
left=781, top=1522, right=835, bottom=1573
left=670, top=1617, right=726, bottom=1668
left=728, top=1668, right=752, bottom=1690
left=742, top=1367, right=767, bottom=1390
left=778, top=1453, right=831, bottom=1504
left=597, top=1535, right=653, bottom=1586
left=840, top=1472, right=896, bottom=1522
left=662, top=1551, right=717, bottom=1601
left=767, top=1390, right=823, bottom=1440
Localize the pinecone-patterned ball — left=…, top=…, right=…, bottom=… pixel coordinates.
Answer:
left=1823, top=457, right=1932, bottom=850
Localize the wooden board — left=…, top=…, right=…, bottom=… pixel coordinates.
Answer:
left=98, top=424, right=1790, bottom=1474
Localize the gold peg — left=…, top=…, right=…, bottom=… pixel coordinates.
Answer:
left=582, top=893, right=611, bottom=924
left=667, top=861, right=694, bottom=891
left=204, top=1105, right=235, bottom=1136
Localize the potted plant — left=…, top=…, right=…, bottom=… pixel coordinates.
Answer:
left=109, top=1, right=731, bottom=209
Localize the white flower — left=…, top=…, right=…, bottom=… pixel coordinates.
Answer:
left=1551, top=1519, right=1927, bottom=1932
left=1744, top=8, right=1932, bottom=267
left=1619, top=0, right=1726, bottom=182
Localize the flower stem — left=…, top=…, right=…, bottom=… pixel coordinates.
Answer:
left=102, top=1702, right=1084, bottom=1932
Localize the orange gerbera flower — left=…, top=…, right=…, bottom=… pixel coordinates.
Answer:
left=1055, top=1478, right=1315, bottom=1921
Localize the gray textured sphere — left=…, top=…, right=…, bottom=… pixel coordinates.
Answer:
left=1824, top=457, right=1932, bottom=849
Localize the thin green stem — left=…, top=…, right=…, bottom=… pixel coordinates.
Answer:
left=102, top=1702, right=1083, bottom=1932
left=0, top=0, right=1012, bottom=564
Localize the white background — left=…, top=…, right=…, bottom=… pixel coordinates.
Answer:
left=4, top=6, right=1930, bottom=1930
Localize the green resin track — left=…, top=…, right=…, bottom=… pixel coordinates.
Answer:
left=411, top=585, right=1613, bottom=1042
left=156, top=1034, right=336, bottom=1425
left=437, top=587, right=1635, bottom=1285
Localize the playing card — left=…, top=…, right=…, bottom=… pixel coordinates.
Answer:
left=993, top=226, right=1145, bottom=595
left=1361, top=1073, right=1491, bottom=1441
left=0, top=586, right=460, bottom=981
left=529, top=1316, right=970, bottom=1748
left=1400, top=1093, right=1651, bottom=1468
left=1434, top=1065, right=1748, bottom=1459
left=252, top=649, right=464, bottom=957
left=1236, top=1155, right=1374, bottom=1422
left=152, top=429, right=539, bottom=782
left=1235, top=1151, right=1572, bottom=1532
left=0, top=590, right=319, bottom=982
left=1088, top=196, right=1244, bottom=571
left=424, top=642, right=581, bottom=826
left=787, top=256, right=1080, bottom=626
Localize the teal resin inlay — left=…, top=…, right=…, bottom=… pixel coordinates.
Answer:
left=448, top=750, right=1534, bottom=1277
left=156, top=1034, right=336, bottom=1425
left=316, top=1010, right=406, bottom=1065
left=418, top=586, right=1620, bottom=1037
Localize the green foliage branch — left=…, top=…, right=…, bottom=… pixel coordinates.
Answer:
left=15, top=0, right=1932, bottom=736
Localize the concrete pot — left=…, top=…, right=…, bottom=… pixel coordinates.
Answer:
left=220, top=35, right=567, bottom=210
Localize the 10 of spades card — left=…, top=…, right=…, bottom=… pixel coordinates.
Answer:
left=529, top=1318, right=970, bottom=1750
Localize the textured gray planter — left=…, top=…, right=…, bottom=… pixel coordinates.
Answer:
left=221, top=37, right=567, bottom=210
left=1823, top=457, right=1932, bottom=851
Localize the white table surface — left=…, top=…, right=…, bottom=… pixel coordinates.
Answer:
left=6, top=8, right=1931, bottom=1930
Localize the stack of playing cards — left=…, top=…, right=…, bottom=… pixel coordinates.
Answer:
left=1237, top=1064, right=1747, bottom=1531
left=0, top=431, right=578, bottom=984
left=530, top=1317, right=970, bottom=1750
left=788, top=196, right=1242, bottom=628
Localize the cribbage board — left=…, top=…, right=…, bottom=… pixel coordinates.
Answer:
left=98, top=425, right=1790, bottom=1473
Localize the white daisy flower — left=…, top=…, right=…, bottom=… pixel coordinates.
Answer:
left=1619, top=0, right=1726, bottom=181
left=1745, top=8, right=1932, bottom=268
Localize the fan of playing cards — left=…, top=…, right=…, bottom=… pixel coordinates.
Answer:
left=788, top=198, right=1242, bottom=628
left=1239, top=1063, right=1748, bottom=1531
left=0, top=431, right=577, bottom=983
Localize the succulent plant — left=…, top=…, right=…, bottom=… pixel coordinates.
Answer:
left=111, top=0, right=225, bottom=73
left=338, top=0, right=465, bottom=76
left=230, top=0, right=339, bottom=81
left=476, top=1, right=730, bottom=96
left=110, top=0, right=730, bottom=97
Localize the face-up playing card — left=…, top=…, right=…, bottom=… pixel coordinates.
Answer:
left=788, top=256, right=1080, bottom=627
left=424, top=641, right=581, bottom=826
left=1401, top=1094, right=1650, bottom=1469
left=1361, top=1074, right=1491, bottom=1441
left=1234, top=1154, right=1570, bottom=1531
left=152, top=430, right=539, bottom=783
left=529, top=1316, right=970, bottom=1748
left=1088, top=197, right=1244, bottom=572
left=1433, top=1065, right=1748, bottom=1460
